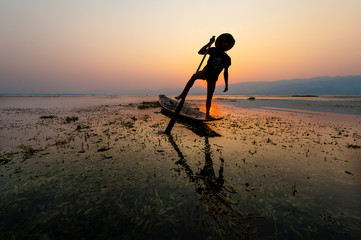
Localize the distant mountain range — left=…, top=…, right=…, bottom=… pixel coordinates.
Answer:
left=155, top=75, right=361, bottom=95
left=4, top=75, right=358, bottom=95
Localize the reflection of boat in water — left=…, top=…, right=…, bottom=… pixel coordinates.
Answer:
left=159, top=95, right=223, bottom=122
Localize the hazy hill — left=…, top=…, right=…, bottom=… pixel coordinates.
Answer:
left=220, top=75, right=361, bottom=95
left=156, top=75, right=361, bottom=95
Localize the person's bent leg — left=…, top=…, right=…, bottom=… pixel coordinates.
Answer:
left=176, top=71, right=205, bottom=100
left=206, top=80, right=216, bottom=119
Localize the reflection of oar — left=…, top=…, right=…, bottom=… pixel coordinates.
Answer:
left=167, top=135, right=195, bottom=181
left=164, top=37, right=214, bottom=134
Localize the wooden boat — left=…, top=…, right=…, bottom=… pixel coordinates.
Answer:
left=158, top=95, right=223, bottom=122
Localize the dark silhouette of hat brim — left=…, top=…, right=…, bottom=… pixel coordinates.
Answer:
left=215, top=33, right=235, bottom=51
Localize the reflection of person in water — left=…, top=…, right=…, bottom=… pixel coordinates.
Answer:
left=168, top=133, right=253, bottom=237
left=195, top=137, right=225, bottom=198
left=168, top=135, right=229, bottom=211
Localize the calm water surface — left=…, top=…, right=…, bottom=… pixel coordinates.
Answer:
left=1, top=94, right=361, bottom=114
left=0, top=95, right=360, bottom=239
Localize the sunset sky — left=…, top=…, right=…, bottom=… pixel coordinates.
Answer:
left=1, top=0, right=360, bottom=94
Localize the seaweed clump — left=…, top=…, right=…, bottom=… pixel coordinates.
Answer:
left=18, top=144, right=41, bottom=160
left=346, top=144, right=360, bottom=149
left=65, top=116, right=79, bottom=123
left=40, top=115, right=57, bottom=119
left=137, top=101, right=160, bottom=110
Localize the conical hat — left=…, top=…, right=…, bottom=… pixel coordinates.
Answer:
left=215, top=33, right=235, bottom=51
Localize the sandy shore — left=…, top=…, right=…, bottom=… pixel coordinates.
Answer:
left=1, top=99, right=360, bottom=239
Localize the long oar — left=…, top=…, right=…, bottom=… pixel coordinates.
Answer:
left=164, top=37, right=214, bottom=134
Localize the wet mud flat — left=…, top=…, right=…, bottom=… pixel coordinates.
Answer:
left=1, top=101, right=361, bottom=239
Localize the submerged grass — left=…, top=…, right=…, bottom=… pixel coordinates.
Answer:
left=1, top=99, right=361, bottom=240
left=121, top=121, right=134, bottom=128
left=346, top=144, right=360, bottom=149
left=65, top=116, right=79, bottom=123
left=40, top=115, right=57, bottom=119
left=0, top=155, right=12, bottom=165
left=215, top=98, right=237, bottom=102
left=137, top=101, right=160, bottom=110
left=18, top=144, right=41, bottom=160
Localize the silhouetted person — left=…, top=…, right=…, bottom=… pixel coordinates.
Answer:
left=176, top=33, right=235, bottom=119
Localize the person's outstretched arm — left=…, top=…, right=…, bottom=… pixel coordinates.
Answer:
left=223, top=67, right=229, bottom=92
left=198, top=36, right=215, bottom=55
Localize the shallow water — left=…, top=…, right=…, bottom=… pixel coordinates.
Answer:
left=219, top=98, right=361, bottom=115
left=0, top=95, right=361, bottom=239
left=1, top=94, right=361, bottom=115
left=0, top=95, right=158, bottom=110
left=215, top=95, right=361, bottom=115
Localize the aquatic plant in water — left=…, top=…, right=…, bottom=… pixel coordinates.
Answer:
left=137, top=101, right=161, bottom=110
left=18, top=144, right=40, bottom=160
left=65, top=116, right=79, bottom=123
